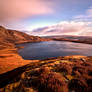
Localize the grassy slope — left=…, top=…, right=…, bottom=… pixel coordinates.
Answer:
left=0, top=48, right=33, bottom=74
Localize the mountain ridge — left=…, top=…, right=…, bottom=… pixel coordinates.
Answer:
left=0, top=26, right=50, bottom=49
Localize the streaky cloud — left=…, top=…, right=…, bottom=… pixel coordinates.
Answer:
left=29, top=21, right=92, bottom=36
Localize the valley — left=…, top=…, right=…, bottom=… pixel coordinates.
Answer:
left=0, top=26, right=92, bottom=92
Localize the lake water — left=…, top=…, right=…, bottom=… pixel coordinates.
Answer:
left=17, top=41, right=92, bottom=60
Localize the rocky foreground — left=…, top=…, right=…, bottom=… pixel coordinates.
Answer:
left=0, top=55, right=92, bottom=92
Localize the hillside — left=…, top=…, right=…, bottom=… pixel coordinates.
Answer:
left=0, top=26, right=50, bottom=49
left=0, top=26, right=50, bottom=74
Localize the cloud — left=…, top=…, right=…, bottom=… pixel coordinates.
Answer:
left=74, top=6, right=92, bottom=21
left=0, top=0, right=54, bottom=23
left=58, top=21, right=92, bottom=36
left=30, top=21, right=92, bottom=36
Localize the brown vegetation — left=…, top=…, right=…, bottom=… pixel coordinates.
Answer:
left=0, top=55, right=92, bottom=92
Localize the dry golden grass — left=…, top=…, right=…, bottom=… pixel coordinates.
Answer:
left=65, top=55, right=87, bottom=59
left=0, top=48, right=33, bottom=74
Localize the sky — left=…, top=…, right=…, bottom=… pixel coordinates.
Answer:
left=0, top=0, right=92, bottom=34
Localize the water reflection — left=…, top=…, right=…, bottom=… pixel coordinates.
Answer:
left=17, top=41, right=92, bottom=60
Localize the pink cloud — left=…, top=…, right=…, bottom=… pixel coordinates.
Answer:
left=29, top=21, right=92, bottom=36
left=0, top=0, right=54, bottom=22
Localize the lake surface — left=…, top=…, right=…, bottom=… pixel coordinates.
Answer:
left=17, top=41, right=92, bottom=60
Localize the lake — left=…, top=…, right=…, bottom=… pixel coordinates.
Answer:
left=17, top=41, right=92, bottom=60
